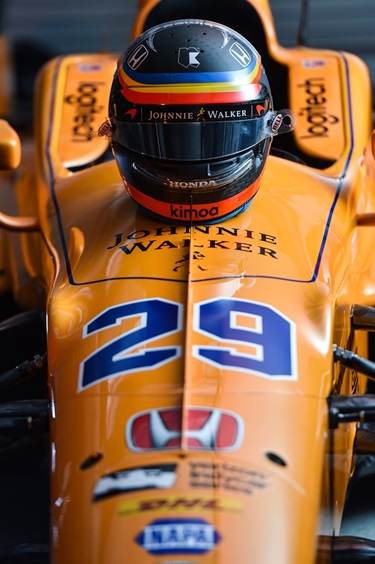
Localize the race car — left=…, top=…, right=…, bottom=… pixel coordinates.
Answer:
left=1, top=0, right=375, bottom=562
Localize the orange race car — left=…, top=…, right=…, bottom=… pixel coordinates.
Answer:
left=0, top=0, right=375, bottom=562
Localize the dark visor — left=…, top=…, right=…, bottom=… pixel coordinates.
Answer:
left=111, top=102, right=294, bottom=161
left=112, top=118, right=268, bottom=160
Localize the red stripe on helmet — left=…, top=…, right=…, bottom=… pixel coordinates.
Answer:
left=120, top=84, right=262, bottom=105
left=124, top=178, right=261, bottom=223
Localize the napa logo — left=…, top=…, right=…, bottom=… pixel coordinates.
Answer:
left=135, top=517, right=221, bottom=555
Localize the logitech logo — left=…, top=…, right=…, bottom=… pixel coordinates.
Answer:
left=298, top=77, right=339, bottom=138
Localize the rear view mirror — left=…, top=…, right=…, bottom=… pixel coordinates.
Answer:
left=0, top=119, right=21, bottom=170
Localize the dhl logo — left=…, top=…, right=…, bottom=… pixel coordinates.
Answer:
left=118, top=495, right=243, bottom=516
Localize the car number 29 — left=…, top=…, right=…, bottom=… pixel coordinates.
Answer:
left=79, top=297, right=297, bottom=390
left=193, top=298, right=297, bottom=380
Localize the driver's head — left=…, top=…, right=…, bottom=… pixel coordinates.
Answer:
left=106, top=19, right=295, bottom=224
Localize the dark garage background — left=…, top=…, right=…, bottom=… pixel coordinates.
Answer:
left=0, top=0, right=374, bottom=127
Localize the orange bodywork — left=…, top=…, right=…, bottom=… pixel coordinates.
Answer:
left=1, top=1, right=375, bottom=563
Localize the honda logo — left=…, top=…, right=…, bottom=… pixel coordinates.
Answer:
left=126, top=407, right=244, bottom=452
left=229, top=42, right=251, bottom=67
left=127, top=44, right=149, bottom=70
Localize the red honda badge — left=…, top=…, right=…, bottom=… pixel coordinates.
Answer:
left=126, top=407, right=244, bottom=452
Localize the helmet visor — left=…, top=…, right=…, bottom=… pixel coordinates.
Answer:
left=111, top=106, right=295, bottom=161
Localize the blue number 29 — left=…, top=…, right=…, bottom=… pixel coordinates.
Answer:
left=79, top=298, right=182, bottom=390
left=194, top=298, right=297, bottom=380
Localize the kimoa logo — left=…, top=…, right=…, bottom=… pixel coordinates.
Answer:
left=170, top=205, right=219, bottom=219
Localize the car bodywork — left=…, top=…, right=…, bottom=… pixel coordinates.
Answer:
left=1, top=0, right=375, bottom=562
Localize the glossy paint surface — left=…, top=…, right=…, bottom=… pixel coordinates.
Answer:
left=4, top=1, right=375, bottom=562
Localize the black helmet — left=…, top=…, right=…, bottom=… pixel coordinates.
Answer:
left=106, top=19, right=295, bottom=224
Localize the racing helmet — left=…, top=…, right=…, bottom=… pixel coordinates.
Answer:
left=106, top=19, right=295, bottom=224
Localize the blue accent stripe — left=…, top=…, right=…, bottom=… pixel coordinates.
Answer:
left=125, top=67, right=253, bottom=85
left=308, top=52, right=354, bottom=284
left=45, top=52, right=354, bottom=287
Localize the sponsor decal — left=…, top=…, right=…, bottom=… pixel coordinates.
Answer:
left=201, top=108, right=248, bottom=119
left=107, top=225, right=278, bottom=259
left=168, top=180, right=217, bottom=189
left=189, top=461, right=269, bottom=495
left=78, top=63, right=102, bottom=72
left=98, top=119, right=112, bottom=137
left=123, top=102, right=269, bottom=123
left=127, top=44, right=149, bottom=70
left=64, top=82, right=104, bottom=142
left=229, top=42, right=251, bottom=67
left=169, top=204, right=218, bottom=220
left=178, top=47, right=200, bottom=68
left=270, top=113, right=283, bottom=134
left=93, top=464, right=177, bottom=502
left=126, top=406, right=244, bottom=452
left=118, top=495, right=243, bottom=516
left=302, top=59, right=326, bottom=69
left=147, top=109, right=194, bottom=121
left=297, top=77, right=339, bottom=139
left=173, top=251, right=207, bottom=272
left=135, top=518, right=221, bottom=555
left=125, top=108, right=137, bottom=120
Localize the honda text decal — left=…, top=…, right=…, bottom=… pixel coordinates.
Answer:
left=126, top=407, right=244, bottom=452
left=79, top=297, right=297, bottom=390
